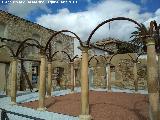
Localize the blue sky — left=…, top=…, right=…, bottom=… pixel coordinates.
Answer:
left=131, top=0, right=160, bottom=12
left=30, top=0, right=159, bottom=21
left=0, top=0, right=160, bottom=42
left=0, top=0, right=160, bottom=22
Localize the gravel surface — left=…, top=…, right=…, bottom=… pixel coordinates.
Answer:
left=0, top=89, right=79, bottom=120
left=0, top=87, right=148, bottom=120
left=20, top=91, right=149, bottom=120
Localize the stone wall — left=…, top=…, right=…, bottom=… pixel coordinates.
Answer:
left=0, top=10, right=74, bottom=91
left=80, top=53, right=148, bottom=89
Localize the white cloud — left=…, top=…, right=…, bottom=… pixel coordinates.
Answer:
left=35, top=0, right=159, bottom=55
left=144, top=8, right=160, bottom=26
left=7, top=0, right=51, bottom=17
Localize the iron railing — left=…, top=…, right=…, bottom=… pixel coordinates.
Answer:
left=0, top=108, right=45, bottom=120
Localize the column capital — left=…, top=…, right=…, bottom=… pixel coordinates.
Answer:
left=132, top=59, right=138, bottom=63
left=48, top=61, right=52, bottom=64
left=106, top=63, right=110, bottom=66
left=70, top=61, right=74, bottom=64
left=79, top=46, right=90, bottom=52
left=40, top=54, right=46, bottom=58
left=40, top=48, right=46, bottom=56
left=146, top=38, right=155, bottom=46
left=47, top=57, right=52, bottom=62
left=12, top=57, right=17, bottom=61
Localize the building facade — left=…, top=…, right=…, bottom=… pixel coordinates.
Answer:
left=0, top=10, right=74, bottom=93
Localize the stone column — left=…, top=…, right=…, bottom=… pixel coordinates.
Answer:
left=104, top=64, right=107, bottom=89
left=38, top=54, right=46, bottom=111
left=133, top=62, right=138, bottom=92
left=10, top=58, right=17, bottom=105
left=158, top=53, right=160, bottom=101
left=6, top=62, right=12, bottom=96
left=70, top=62, right=75, bottom=92
left=47, top=61, right=52, bottom=97
left=93, top=66, right=97, bottom=88
left=108, top=63, right=111, bottom=91
left=74, top=69, right=76, bottom=87
left=79, top=47, right=92, bottom=120
left=146, top=38, right=159, bottom=120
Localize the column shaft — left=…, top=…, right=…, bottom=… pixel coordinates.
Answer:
left=158, top=54, right=160, bottom=108
left=47, top=62, right=52, bottom=97
left=81, top=48, right=89, bottom=115
left=133, top=62, right=138, bottom=92
left=108, top=64, right=111, bottom=90
left=146, top=38, right=159, bottom=120
left=11, top=59, right=17, bottom=104
left=71, top=62, right=74, bottom=91
left=38, top=55, right=46, bottom=110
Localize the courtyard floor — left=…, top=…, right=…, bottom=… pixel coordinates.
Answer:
left=19, top=90, right=149, bottom=120
left=0, top=87, right=149, bottom=120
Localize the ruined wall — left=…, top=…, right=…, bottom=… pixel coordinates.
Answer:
left=86, top=53, right=147, bottom=89
left=110, top=53, right=147, bottom=89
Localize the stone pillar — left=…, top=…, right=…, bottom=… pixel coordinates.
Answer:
left=93, top=66, right=97, bottom=88
left=74, top=69, right=76, bottom=87
left=79, top=47, right=92, bottom=120
left=70, top=62, right=74, bottom=92
left=10, top=58, right=17, bottom=105
left=146, top=38, right=159, bottom=120
left=133, top=62, right=138, bottom=92
left=47, top=62, right=52, bottom=97
left=158, top=53, right=160, bottom=109
left=38, top=54, right=46, bottom=111
left=104, top=64, right=107, bottom=89
left=6, top=62, right=12, bottom=96
left=108, top=63, right=111, bottom=91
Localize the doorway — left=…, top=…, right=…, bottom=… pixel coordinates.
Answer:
left=54, top=67, right=64, bottom=86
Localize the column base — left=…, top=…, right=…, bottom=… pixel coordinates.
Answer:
left=10, top=102, right=17, bottom=105
left=79, top=115, right=92, bottom=120
left=46, top=95, right=51, bottom=98
left=107, top=90, right=112, bottom=92
left=70, top=90, right=75, bottom=94
left=37, top=107, right=47, bottom=111
left=133, top=91, right=139, bottom=94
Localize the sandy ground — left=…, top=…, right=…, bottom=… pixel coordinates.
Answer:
left=19, top=91, right=149, bottom=120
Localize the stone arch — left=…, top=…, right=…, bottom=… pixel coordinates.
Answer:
left=87, top=17, right=141, bottom=46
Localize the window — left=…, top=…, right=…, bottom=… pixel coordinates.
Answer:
left=0, top=22, right=7, bottom=45
left=32, top=65, right=38, bottom=84
left=55, top=41, right=63, bottom=59
left=55, top=41, right=63, bottom=51
left=31, top=33, right=41, bottom=55
left=0, top=22, right=7, bottom=38
left=32, top=33, right=40, bottom=42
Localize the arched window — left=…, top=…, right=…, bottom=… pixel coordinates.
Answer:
left=26, top=33, right=41, bottom=57
left=0, top=22, right=7, bottom=38
left=55, top=41, right=63, bottom=51
left=0, top=22, right=7, bottom=45
left=32, top=33, right=41, bottom=54
left=55, top=41, right=63, bottom=59
left=32, top=33, right=40, bottom=42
